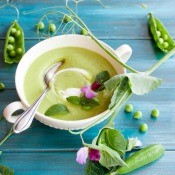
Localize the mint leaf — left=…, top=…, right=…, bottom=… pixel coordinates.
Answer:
left=0, top=164, right=14, bottom=175
left=66, top=96, right=81, bottom=105
left=80, top=96, right=99, bottom=107
left=94, top=71, right=110, bottom=85
left=99, top=144, right=127, bottom=169
left=85, top=160, right=109, bottom=175
left=45, top=104, right=69, bottom=116
left=97, top=128, right=127, bottom=156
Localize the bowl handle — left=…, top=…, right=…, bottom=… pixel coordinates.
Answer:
left=115, top=44, right=132, bottom=63
left=3, top=101, right=26, bottom=123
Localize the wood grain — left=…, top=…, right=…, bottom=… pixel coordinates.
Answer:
left=0, top=0, right=175, bottom=174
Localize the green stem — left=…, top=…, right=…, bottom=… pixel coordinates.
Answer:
left=145, top=47, right=175, bottom=75
left=0, top=128, right=14, bottom=146
left=66, top=2, right=140, bottom=73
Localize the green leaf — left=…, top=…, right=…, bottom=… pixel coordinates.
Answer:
left=126, top=138, right=138, bottom=152
left=0, top=164, right=14, bottom=175
left=126, top=73, right=162, bottom=95
left=94, top=71, right=110, bottom=85
left=97, top=128, right=127, bottom=156
left=85, top=160, right=109, bottom=175
left=80, top=96, right=99, bottom=108
left=0, top=151, right=2, bottom=156
left=109, top=77, right=132, bottom=109
left=66, top=96, right=81, bottom=105
left=0, top=116, right=4, bottom=122
left=99, top=144, right=127, bottom=169
left=104, top=74, right=125, bottom=92
left=45, top=104, right=69, bottom=116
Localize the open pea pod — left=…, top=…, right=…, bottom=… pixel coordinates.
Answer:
left=4, top=20, right=25, bottom=64
left=149, top=13, right=175, bottom=53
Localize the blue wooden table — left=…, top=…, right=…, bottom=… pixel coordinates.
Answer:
left=0, top=0, right=175, bottom=174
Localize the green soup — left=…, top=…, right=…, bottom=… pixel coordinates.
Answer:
left=24, top=47, right=117, bottom=120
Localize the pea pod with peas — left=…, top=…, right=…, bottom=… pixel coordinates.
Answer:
left=4, top=20, right=25, bottom=64
left=149, top=13, right=175, bottom=53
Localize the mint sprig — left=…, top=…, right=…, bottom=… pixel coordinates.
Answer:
left=45, top=104, right=69, bottom=116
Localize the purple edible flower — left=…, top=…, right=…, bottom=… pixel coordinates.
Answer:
left=81, top=85, right=97, bottom=99
left=91, top=81, right=102, bottom=91
left=89, top=149, right=100, bottom=161
left=76, top=147, right=89, bottom=165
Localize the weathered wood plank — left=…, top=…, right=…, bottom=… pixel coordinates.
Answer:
left=0, top=151, right=174, bottom=175
left=0, top=1, right=175, bottom=39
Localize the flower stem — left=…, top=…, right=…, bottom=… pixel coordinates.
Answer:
left=145, top=47, right=175, bottom=75
left=0, top=128, right=14, bottom=146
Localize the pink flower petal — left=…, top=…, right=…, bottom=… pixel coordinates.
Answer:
left=76, top=147, right=89, bottom=165
left=81, top=85, right=97, bottom=99
left=89, top=149, right=100, bottom=161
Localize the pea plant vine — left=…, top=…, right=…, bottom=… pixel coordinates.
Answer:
left=0, top=0, right=175, bottom=174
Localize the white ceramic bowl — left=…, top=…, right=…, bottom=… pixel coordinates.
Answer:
left=3, top=34, right=132, bottom=130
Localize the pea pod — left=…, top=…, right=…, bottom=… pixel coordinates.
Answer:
left=149, top=13, right=175, bottom=53
left=110, top=144, right=165, bottom=175
left=4, top=20, right=25, bottom=64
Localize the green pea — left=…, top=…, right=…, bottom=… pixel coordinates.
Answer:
left=82, top=106, right=92, bottom=111
left=133, top=111, right=142, bottom=119
left=139, top=123, right=148, bottom=132
left=162, top=34, right=168, bottom=41
left=9, top=51, right=16, bottom=57
left=37, top=21, right=45, bottom=30
left=0, top=83, right=5, bottom=91
left=151, top=109, right=159, bottom=118
left=10, top=28, right=17, bottom=35
left=63, top=15, right=72, bottom=23
left=124, top=104, right=133, bottom=113
left=163, top=42, right=169, bottom=48
left=8, top=36, right=15, bottom=44
left=80, top=29, right=88, bottom=35
left=159, top=38, right=164, bottom=44
left=7, top=44, right=14, bottom=51
left=15, top=30, right=21, bottom=37
left=49, top=23, right=56, bottom=32
left=16, top=48, right=22, bottom=55
left=156, top=31, right=161, bottom=37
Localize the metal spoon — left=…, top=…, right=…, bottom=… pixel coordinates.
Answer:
left=13, top=61, right=64, bottom=133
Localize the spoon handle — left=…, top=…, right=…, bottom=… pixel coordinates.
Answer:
left=13, top=88, right=50, bottom=133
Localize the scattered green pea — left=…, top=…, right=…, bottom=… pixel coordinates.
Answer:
left=49, top=23, right=56, bottom=32
left=7, top=44, right=14, bottom=51
left=133, top=111, right=142, bottom=119
left=80, top=29, right=88, bottom=35
left=9, top=51, right=16, bottom=57
left=139, top=123, right=148, bottom=132
left=0, top=83, right=5, bottom=91
left=10, top=28, right=17, bottom=35
left=8, top=36, right=15, bottom=44
left=16, top=48, right=22, bottom=55
left=151, top=109, right=159, bottom=118
left=163, top=42, right=169, bottom=48
left=156, top=31, right=161, bottom=37
left=63, top=15, right=72, bottom=23
left=37, top=21, right=45, bottom=30
left=162, top=34, right=168, bottom=41
left=124, top=104, right=133, bottom=113
left=159, top=38, right=164, bottom=44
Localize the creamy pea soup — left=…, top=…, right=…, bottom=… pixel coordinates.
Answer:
left=24, top=47, right=117, bottom=120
